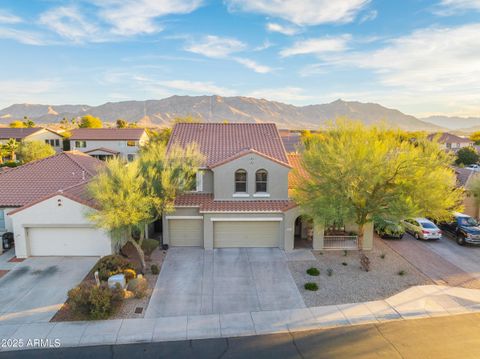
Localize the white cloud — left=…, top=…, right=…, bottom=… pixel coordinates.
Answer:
left=185, top=35, right=246, bottom=58
left=360, top=10, right=377, bottom=23
left=0, top=79, right=61, bottom=107
left=248, top=87, right=312, bottom=103
left=92, top=0, right=203, bottom=36
left=39, top=6, right=98, bottom=43
left=0, top=10, right=22, bottom=24
left=254, top=39, right=274, bottom=51
left=225, top=0, right=370, bottom=26
left=280, top=35, right=351, bottom=57
left=438, top=0, right=480, bottom=11
left=0, top=28, right=46, bottom=45
left=159, top=80, right=236, bottom=96
left=266, top=22, right=301, bottom=36
left=233, top=57, right=272, bottom=73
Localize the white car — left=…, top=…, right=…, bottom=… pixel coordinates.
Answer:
left=402, top=218, right=442, bottom=240
left=466, top=164, right=480, bottom=171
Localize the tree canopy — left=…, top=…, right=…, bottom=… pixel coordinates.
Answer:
left=116, top=119, right=128, bottom=128
left=9, top=121, right=25, bottom=128
left=470, top=131, right=480, bottom=145
left=293, top=121, right=463, bottom=241
left=79, top=115, right=103, bottom=128
left=17, top=141, right=55, bottom=163
left=455, top=147, right=479, bottom=166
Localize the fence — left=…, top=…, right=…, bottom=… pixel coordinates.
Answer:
left=323, top=235, right=359, bottom=250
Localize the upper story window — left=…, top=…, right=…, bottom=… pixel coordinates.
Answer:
left=235, top=169, right=247, bottom=193
left=196, top=171, right=204, bottom=192
left=75, top=140, right=87, bottom=148
left=127, top=140, right=137, bottom=147
left=255, top=169, right=268, bottom=192
left=45, top=139, right=60, bottom=147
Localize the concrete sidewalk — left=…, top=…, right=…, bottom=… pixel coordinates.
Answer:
left=2, top=284, right=480, bottom=352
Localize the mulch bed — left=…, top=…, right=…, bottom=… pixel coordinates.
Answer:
left=8, top=257, right=25, bottom=263
left=0, top=270, right=9, bottom=278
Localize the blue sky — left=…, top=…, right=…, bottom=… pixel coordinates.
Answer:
left=0, top=0, right=479, bottom=117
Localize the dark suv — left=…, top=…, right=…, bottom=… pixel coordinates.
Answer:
left=438, top=213, right=480, bottom=246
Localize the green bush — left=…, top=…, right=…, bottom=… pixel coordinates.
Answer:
left=151, top=264, right=160, bottom=275
left=141, top=239, right=159, bottom=256
left=127, top=277, right=148, bottom=298
left=342, top=262, right=348, bottom=266
left=398, top=270, right=406, bottom=276
left=306, top=267, right=320, bottom=276
left=304, top=282, right=319, bottom=291
left=0, top=161, right=19, bottom=168
left=93, top=255, right=134, bottom=281
left=68, top=283, right=123, bottom=320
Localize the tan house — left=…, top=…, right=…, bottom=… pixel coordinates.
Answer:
left=0, top=127, right=64, bottom=153
left=162, top=123, right=372, bottom=251
left=428, top=132, right=473, bottom=152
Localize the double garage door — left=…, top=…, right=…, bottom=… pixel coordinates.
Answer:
left=27, top=227, right=111, bottom=256
left=168, top=219, right=279, bottom=248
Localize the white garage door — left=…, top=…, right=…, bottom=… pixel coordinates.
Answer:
left=28, top=227, right=111, bottom=256
left=169, top=219, right=203, bottom=247
left=214, top=221, right=279, bottom=248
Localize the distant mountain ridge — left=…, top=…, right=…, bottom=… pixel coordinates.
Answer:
left=0, top=95, right=444, bottom=131
left=420, top=115, right=480, bottom=132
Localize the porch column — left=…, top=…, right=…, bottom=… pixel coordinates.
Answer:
left=362, top=222, right=374, bottom=250
left=313, top=222, right=324, bottom=250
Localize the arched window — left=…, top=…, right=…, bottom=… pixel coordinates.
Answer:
left=235, top=169, right=247, bottom=192
left=255, top=169, right=268, bottom=192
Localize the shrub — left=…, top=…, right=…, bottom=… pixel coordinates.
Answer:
left=151, top=264, right=160, bottom=275
left=127, top=277, right=148, bottom=298
left=68, top=283, right=123, bottom=320
left=398, top=270, right=406, bottom=276
left=342, top=262, right=348, bottom=266
left=304, top=282, right=318, bottom=291
left=141, top=239, right=160, bottom=256
left=93, top=255, right=134, bottom=281
left=327, top=268, right=333, bottom=276
left=306, top=267, right=320, bottom=276
left=123, top=269, right=136, bottom=282
left=380, top=253, right=386, bottom=259
left=360, top=253, right=371, bottom=272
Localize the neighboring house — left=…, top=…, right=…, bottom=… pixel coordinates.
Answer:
left=455, top=167, right=480, bottom=219
left=69, top=128, right=149, bottom=161
left=279, top=129, right=302, bottom=153
left=428, top=132, right=473, bottom=151
left=163, top=123, right=372, bottom=251
left=0, top=151, right=112, bottom=258
left=0, top=127, right=64, bottom=152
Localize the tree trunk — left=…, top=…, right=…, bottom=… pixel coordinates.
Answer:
left=128, top=238, right=146, bottom=272
left=357, top=223, right=364, bottom=250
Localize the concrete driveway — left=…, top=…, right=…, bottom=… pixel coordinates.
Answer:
left=146, top=248, right=306, bottom=318
left=0, top=256, right=98, bottom=324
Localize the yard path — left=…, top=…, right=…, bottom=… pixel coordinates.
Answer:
left=382, top=235, right=480, bottom=289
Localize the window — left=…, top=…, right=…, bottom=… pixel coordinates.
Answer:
left=196, top=171, right=204, bottom=192
left=45, top=139, right=60, bottom=147
left=0, top=210, right=4, bottom=231
left=127, top=154, right=135, bottom=162
left=75, top=140, right=87, bottom=148
left=255, top=169, right=268, bottom=192
left=127, top=140, right=136, bottom=147
left=235, top=169, right=247, bottom=193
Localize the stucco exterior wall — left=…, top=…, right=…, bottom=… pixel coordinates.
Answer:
left=463, top=193, right=479, bottom=219
left=201, top=170, right=214, bottom=193
left=211, top=153, right=290, bottom=200
left=9, top=195, right=112, bottom=258
left=26, top=130, right=64, bottom=151
left=71, top=139, right=142, bottom=160
left=1, top=207, right=16, bottom=233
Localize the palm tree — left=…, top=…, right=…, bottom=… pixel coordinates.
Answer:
left=4, top=139, right=19, bottom=161
left=0, top=145, right=6, bottom=164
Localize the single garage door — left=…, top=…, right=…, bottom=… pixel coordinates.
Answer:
left=28, top=227, right=111, bottom=256
left=214, top=221, right=279, bottom=248
left=169, top=219, right=203, bottom=247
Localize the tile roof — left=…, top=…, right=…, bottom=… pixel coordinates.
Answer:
left=70, top=128, right=146, bottom=140
left=280, top=132, right=302, bottom=153
left=0, top=127, right=43, bottom=140
left=174, top=193, right=296, bottom=213
left=167, top=123, right=289, bottom=168
left=287, top=154, right=308, bottom=189
left=0, top=151, right=104, bottom=207
left=455, top=167, right=474, bottom=187
left=427, top=132, right=473, bottom=144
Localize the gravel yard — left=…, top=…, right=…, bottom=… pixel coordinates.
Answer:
left=288, top=237, right=432, bottom=307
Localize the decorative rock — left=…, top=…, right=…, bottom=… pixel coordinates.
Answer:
left=108, top=273, right=126, bottom=289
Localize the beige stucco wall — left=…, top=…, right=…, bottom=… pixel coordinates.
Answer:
left=26, top=130, right=64, bottom=151
left=1, top=207, right=16, bottom=233
left=211, top=153, right=290, bottom=200
left=71, top=134, right=147, bottom=160
left=463, top=193, right=479, bottom=219
left=9, top=195, right=112, bottom=258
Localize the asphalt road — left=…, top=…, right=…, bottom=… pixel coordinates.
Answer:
left=3, top=313, right=480, bottom=359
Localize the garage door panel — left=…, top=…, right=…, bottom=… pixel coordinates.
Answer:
left=28, top=227, right=111, bottom=256
left=169, top=219, right=203, bottom=247
left=214, top=221, right=279, bottom=248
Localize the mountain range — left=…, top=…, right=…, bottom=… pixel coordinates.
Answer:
left=0, top=95, right=474, bottom=131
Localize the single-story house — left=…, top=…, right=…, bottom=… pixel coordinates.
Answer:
left=0, top=127, right=64, bottom=153
left=163, top=123, right=372, bottom=251
left=0, top=151, right=113, bottom=258
left=428, top=132, right=474, bottom=152
left=69, top=128, right=149, bottom=161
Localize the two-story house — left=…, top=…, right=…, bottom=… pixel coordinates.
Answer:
left=162, top=123, right=327, bottom=251
left=69, top=128, right=149, bottom=161
left=0, top=127, right=64, bottom=154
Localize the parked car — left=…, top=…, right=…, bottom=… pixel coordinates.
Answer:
left=465, top=164, right=480, bottom=171
left=2, top=232, right=14, bottom=250
left=438, top=212, right=480, bottom=246
left=401, top=218, right=442, bottom=240
left=374, top=220, right=405, bottom=239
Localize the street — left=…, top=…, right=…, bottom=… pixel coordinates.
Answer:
left=3, top=313, right=480, bottom=359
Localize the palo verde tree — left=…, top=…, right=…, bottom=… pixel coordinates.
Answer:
left=293, top=120, right=463, bottom=247
left=79, top=114, right=103, bottom=128
left=17, top=141, right=55, bottom=163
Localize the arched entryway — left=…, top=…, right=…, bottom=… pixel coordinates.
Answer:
left=294, top=215, right=314, bottom=249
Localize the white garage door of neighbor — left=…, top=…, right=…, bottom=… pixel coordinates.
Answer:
left=169, top=219, right=203, bottom=247
left=214, top=221, right=279, bottom=248
left=28, top=227, right=110, bottom=256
